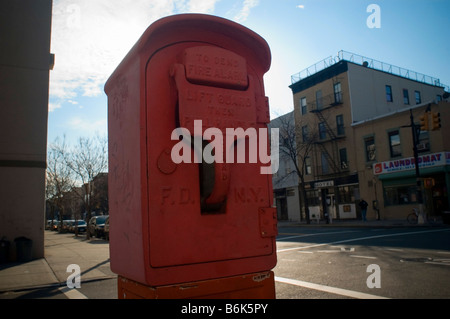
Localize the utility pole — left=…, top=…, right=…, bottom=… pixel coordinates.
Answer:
left=410, top=109, right=426, bottom=224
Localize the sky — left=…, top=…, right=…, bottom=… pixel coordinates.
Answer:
left=48, top=0, right=450, bottom=146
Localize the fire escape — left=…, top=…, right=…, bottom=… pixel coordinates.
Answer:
left=310, top=90, right=345, bottom=177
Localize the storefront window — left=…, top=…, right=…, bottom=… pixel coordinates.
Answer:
left=337, top=185, right=356, bottom=204
left=384, top=185, right=418, bottom=206
left=306, top=190, right=320, bottom=206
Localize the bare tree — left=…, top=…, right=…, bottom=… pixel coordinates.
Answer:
left=62, top=187, right=84, bottom=236
left=66, top=134, right=108, bottom=239
left=91, top=173, right=108, bottom=214
left=46, top=136, right=74, bottom=232
left=276, top=113, right=318, bottom=224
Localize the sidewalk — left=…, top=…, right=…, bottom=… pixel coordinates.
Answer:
left=0, top=231, right=115, bottom=293
left=1, top=219, right=448, bottom=293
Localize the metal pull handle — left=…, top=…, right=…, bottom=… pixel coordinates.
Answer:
left=198, top=140, right=229, bottom=212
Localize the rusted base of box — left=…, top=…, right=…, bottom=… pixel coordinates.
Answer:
left=118, top=271, right=275, bottom=299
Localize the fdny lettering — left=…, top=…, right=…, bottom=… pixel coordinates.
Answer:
left=161, top=187, right=195, bottom=205
left=234, top=187, right=265, bottom=203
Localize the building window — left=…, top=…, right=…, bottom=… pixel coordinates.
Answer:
left=388, top=130, right=401, bottom=158
left=337, top=185, right=356, bottom=204
left=300, top=97, right=307, bottom=115
left=384, top=185, right=418, bottom=206
left=339, top=148, right=348, bottom=169
left=403, top=89, right=409, bottom=105
left=436, top=95, right=442, bottom=102
left=364, top=136, right=376, bottom=162
left=302, top=125, right=309, bottom=143
left=415, top=91, right=421, bottom=104
left=316, top=90, right=323, bottom=109
left=306, top=190, right=320, bottom=206
left=321, top=152, right=330, bottom=175
left=334, top=82, right=342, bottom=104
left=305, top=156, right=312, bottom=175
left=336, top=114, right=345, bottom=136
left=386, top=85, right=393, bottom=102
left=319, top=122, right=327, bottom=140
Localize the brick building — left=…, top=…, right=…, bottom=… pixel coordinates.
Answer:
left=289, top=50, right=448, bottom=221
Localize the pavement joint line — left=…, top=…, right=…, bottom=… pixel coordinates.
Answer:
left=275, top=276, right=389, bottom=299
left=44, top=257, right=60, bottom=284
left=59, top=286, right=88, bottom=299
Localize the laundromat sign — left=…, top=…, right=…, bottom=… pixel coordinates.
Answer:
left=373, top=152, right=450, bottom=175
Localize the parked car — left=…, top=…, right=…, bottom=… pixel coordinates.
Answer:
left=62, top=220, right=74, bottom=232
left=104, top=217, right=110, bottom=241
left=51, top=220, right=60, bottom=231
left=69, top=220, right=87, bottom=233
left=88, top=215, right=109, bottom=238
left=45, top=220, right=53, bottom=230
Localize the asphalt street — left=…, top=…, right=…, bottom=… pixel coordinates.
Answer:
left=1, top=223, right=449, bottom=300
left=275, top=226, right=450, bottom=299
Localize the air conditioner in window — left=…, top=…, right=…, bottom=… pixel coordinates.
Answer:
left=416, top=142, right=429, bottom=151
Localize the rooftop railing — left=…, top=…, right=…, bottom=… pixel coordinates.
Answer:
left=291, top=50, right=449, bottom=92
left=290, top=55, right=338, bottom=84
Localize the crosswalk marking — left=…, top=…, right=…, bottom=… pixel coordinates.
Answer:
left=275, top=276, right=389, bottom=299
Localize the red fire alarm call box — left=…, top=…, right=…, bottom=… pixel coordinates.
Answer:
left=105, top=14, right=277, bottom=288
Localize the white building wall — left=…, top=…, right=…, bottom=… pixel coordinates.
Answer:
left=286, top=187, right=301, bottom=222
left=347, top=62, right=445, bottom=122
left=269, top=111, right=301, bottom=222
